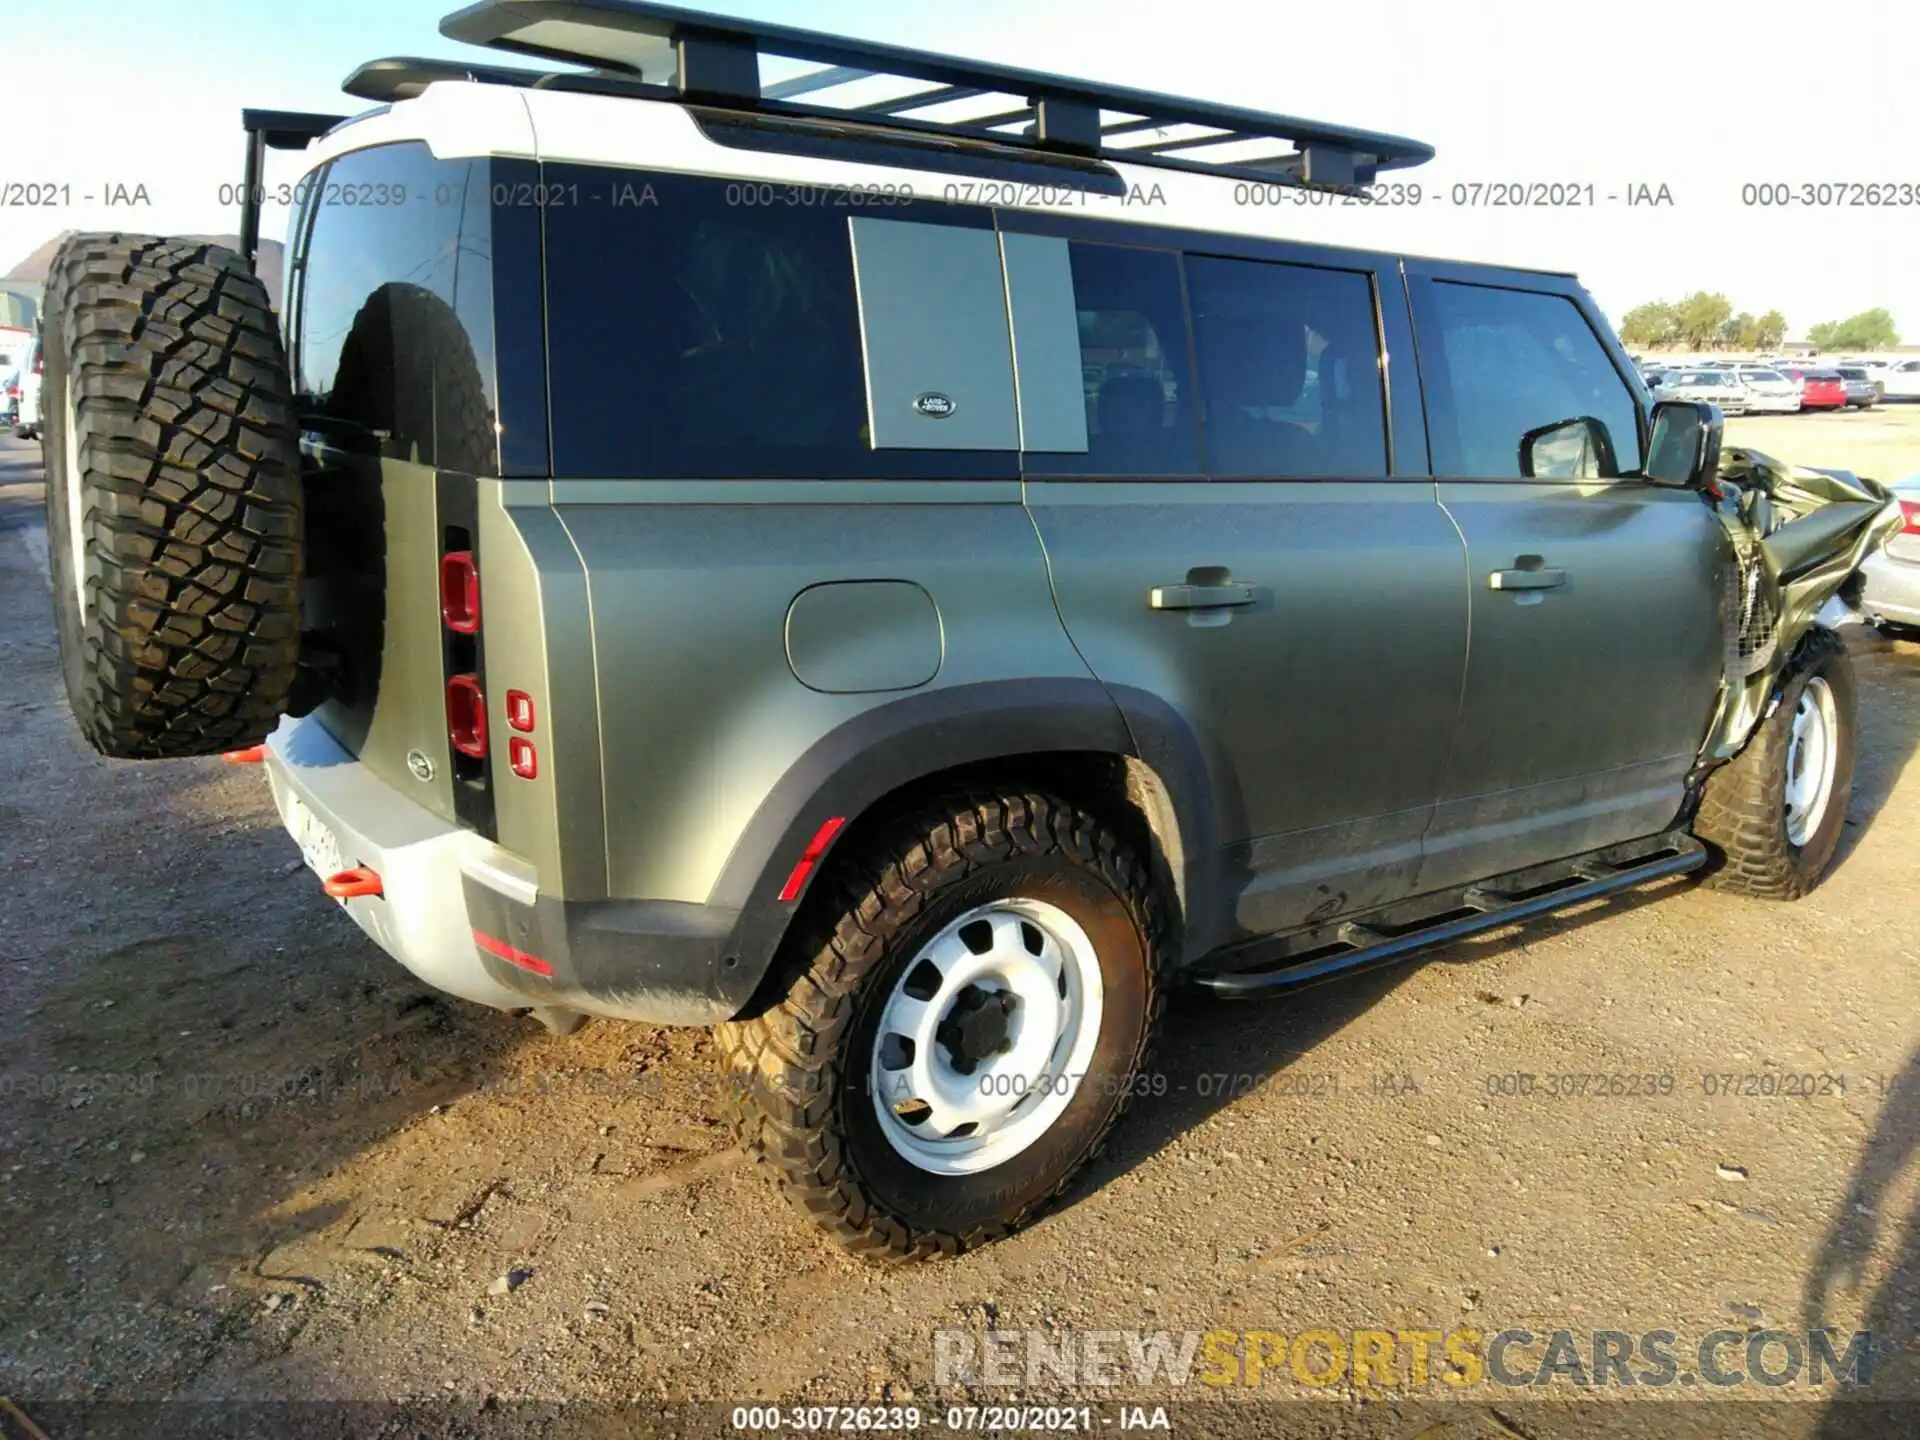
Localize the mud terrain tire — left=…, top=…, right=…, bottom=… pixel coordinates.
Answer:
left=716, top=790, right=1170, bottom=1260
left=1695, top=628, right=1856, bottom=898
left=42, top=234, right=303, bottom=759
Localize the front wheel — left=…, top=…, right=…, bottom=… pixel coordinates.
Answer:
left=716, top=790, right=1170, bottom=1259
left=1694, top=628, right=1856, bottom=898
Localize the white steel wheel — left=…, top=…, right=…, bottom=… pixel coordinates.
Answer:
left=868, top=898, right=1104, bottom=1177
left=1784, top=675, right=1839, bottom=847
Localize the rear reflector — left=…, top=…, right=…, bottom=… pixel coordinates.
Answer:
left=222, top=745, right=267, bottom=764
left=778, top=816, right=847, bottom=902
left=474, top=929, right=552, bottom=977
left=509, top=736, right=537, bottom=780
left=323, top=866, right=384, bottom=899
left=447, top=673, right=487, bottom=757
left=440, top=550, right=480, bottom=634
left=1901, top=499, right=1920, bottom=535
left=506, top=690, right=536, bottom=732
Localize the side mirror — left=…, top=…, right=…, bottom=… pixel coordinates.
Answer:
left=1519, top=415, right=1619, bottom=479
left=1644, top=399, right=1724, bottom=489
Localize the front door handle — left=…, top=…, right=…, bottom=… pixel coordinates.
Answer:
left=1489, top=567, right=1567, bottom=592
left=1150, top=582, right=1257, bottom=610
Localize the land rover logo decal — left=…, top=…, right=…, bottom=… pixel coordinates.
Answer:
left=912, top=391, right=956, bottom=419
left=407, top=749, right=435, bottom=783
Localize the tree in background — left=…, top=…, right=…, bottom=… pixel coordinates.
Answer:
left=1807, top=308, right=1899, bottom=351
left=1675, top=291, right=1734, bottom=350
left=1753, top=310, right=1787, bottom=350
left=1620, top=301, right=1681, bottom=348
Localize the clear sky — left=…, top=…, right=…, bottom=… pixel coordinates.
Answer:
left=5, top=0, right=1917, bottom=338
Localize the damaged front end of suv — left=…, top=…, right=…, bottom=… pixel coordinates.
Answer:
left=1704, top=448, right=1902, bottom=760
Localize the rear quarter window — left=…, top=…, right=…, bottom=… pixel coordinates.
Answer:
left=293, top=142, right=502, bottom=476
left=538, top=166, right=1009, bottom=480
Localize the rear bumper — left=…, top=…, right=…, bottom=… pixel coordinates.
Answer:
left=264, top=716, right=747, bottom=1025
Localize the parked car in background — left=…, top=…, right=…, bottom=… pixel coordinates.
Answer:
left=0, top=326, right=28, bottom=423
left=13, top=335, right=40, bottom=439
left=1783, top=369, right=1849, bottom=411
left=1835, top=365, right=1881, bottom=408
left=1861, top=475, right=1920, bottom=636
left=1880, top=359, right=1920, bottom=402
left=1656, top=368, right=1751, bottom=413
left=1729, top=366, right=1802, bottom=413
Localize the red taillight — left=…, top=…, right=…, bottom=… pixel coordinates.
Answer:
left=447, top=673, right=486, bottom=757
left=508, top=736, right=537, bottom=779
left=222, top=745, right=267, bottom=764
left=439, top=551, right=479, bottom=634
left=31, top=351, right=41, bottom=375
left=778, top=816, right=847, bottom=902
left=506, top=690, right=535, bottom=732
left=1901, top=499, right=1920, bottom=535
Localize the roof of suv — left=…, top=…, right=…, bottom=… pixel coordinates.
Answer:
left=289, top=3, right=1579, bottom=283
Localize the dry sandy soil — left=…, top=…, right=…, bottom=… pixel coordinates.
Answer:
left=3, top=411, right=1920, bottom=1439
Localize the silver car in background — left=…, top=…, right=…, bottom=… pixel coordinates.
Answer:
left=1862, top=475, right=1920, bottom=635
left=1730, top=366, right=1802, bottom=413
left=1656, top=368, right=1752, bottom=414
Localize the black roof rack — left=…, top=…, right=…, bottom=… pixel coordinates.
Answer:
left=238, top=109, right=351, bottom=272
left=343, top=55, right=675, bottom=103
left=435, top=0, right=1434, bottom=188
left=344, top=56, right=569, bottom=102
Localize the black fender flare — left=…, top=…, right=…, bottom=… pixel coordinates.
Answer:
left=709, top=678, right=1227, bottom=1012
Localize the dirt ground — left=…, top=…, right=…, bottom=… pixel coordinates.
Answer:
left=4, top=412, right=1920, bottom=1439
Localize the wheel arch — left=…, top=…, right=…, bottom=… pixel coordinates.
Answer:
left=710, top=678, right=1224, bottom=1016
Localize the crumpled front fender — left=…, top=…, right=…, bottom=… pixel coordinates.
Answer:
left=1700, top=448, right=1902, bottom=761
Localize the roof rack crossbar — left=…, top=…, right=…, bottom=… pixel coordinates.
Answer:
left=435, top=0, right=1434, bottom=187
left=763, top=64, right=873, bottom=100
left=852, top=84, right=990, bottom=115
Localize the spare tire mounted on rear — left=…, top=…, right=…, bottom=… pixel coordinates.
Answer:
left=43, top=233, right=303, bottom=759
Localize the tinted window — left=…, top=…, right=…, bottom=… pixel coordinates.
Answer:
left=1026, top=242, right=1198, bottom=476
left=1186, top=256, right=1386, bottom=478
left=296, top=143, right=500, bottom=474
left=1420, top=282, right=1642, bottom=478
left=542, top=166, right=1004, bottom=480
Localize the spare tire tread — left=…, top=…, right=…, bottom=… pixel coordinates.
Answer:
left=45, top=233, right=302, bottom=758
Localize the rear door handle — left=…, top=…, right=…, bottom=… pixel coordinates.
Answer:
left=1488, top=567, right=1567, bottom=591
left=1150, top=582, right=1257, bottom=610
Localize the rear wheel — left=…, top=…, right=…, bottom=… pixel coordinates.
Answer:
left=716, top=790, right=1170, bottom=1259
left=43, top=234, right=303, bottom=759
left=1694, top=629, right=1855, bottom=898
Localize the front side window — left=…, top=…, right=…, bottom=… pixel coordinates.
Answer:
left=1186, top=255, right=1387, bottom=478
left=1026, top=242, right=1199, bottom=476
left=1420, top=282, right=1643, bottom=479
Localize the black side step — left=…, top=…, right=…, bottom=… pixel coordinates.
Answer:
left=1192, top=832, right=1708, bottom=999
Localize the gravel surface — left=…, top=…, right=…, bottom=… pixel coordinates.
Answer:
left=3, top=424, right=1919, bottom=1438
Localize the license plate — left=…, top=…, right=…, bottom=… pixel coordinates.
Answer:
left=285, top=792, right=344, bottom=881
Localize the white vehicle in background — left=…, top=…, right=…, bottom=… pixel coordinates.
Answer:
left=1730, top=366, right=1802, bottom=413
left=1879, top=359, right=1920, bottom=402
left=0, top=326, right=28, bottom=427
left=1655, top=368, right=1753, bottom=414
left=13, top=335, right=40, bottom=440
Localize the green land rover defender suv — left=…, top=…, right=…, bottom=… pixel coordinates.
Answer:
left=39, top=0, right=1896, bottom=1257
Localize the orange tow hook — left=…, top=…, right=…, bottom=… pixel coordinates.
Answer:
left=323, top=867, right=384, bottom=900
left=223, top=745, right=268, bottom=764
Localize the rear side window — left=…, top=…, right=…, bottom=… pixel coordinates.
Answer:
left=540, top=166, right=1006, bottom=479
left=1024, top=242, right=1199, bottom=477
left=1187, top=255, right=1386, bottom=478
left=295, top=143, right=501, bottom=475
left=1417, top=282, right=1643, bottom=478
